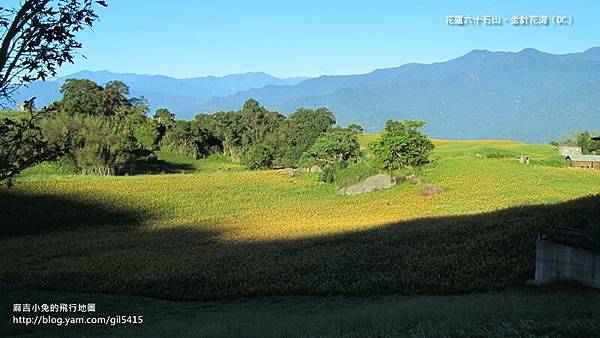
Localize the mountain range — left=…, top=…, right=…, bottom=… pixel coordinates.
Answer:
left=15, top=71, right=308, bottom=116
left=15, top=48, right=600, bottom=142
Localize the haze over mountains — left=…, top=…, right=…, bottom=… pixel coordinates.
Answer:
left=16, top=48, right=600, bottom=142
left=16, top=71, right=308, bottom=116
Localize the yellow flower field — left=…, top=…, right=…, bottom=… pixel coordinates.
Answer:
left=0, top=140, right=599, bottom=300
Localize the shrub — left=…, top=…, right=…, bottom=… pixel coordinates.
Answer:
left=486, top=151, right=512, bottom=159
left=368, top=120, right=434, bottom=171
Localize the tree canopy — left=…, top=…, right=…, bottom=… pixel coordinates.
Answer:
left=303, top=127, right=360, bottom=168
left=284, top=107, right=336, bottom=165
left=369, top=120, right=434, bottom=171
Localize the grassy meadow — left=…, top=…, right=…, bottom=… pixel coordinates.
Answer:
left=2, top=139, right=599, bottom=295
left=2, top=137, right=600, bottom=335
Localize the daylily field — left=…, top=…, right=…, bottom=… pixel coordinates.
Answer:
left=1, top=139, right=599, bottom=300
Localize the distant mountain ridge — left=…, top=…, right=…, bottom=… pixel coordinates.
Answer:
left=200, top=47, right=600, bottom=142
left=14, top=70, right=309, bottom=115
left=15, top=47, right=600, bottom=142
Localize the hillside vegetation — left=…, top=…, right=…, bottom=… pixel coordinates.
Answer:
left=1, top=138, right=598, bottom=300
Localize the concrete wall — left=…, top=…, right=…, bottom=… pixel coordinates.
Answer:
left=558, top=146, right=582, bottom=157
left=535, top=240, right=600, bottom=288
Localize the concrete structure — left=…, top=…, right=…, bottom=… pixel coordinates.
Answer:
left=534, top=226, right=600, bottom=288
left=558, top=146, right=582, bottom=157
left=535, top=240, right=600, bottom=288
left=565, top=154, right=600, bottom=169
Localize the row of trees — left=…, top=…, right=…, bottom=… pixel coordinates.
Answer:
left=6, top=80, right=435, bottom=180
left=166, top=99, right=352, bottom=169
left=168, top=99, right=434, bottom=173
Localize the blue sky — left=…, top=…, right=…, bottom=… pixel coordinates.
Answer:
left=51, top=0, right=599, bottom=78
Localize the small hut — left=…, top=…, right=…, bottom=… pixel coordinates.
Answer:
left=565, top=154, right=600, bottom=169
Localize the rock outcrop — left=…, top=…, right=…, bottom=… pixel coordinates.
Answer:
left=335, top=174, right=396, bottom=195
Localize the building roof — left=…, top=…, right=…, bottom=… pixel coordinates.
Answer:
left=566, top=154, right=600, bottom=162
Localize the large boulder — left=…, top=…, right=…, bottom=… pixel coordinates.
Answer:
left=335, top=174, right=396, bottom=196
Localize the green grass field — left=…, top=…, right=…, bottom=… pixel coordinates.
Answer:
left=2, top=138, right=600, bottom=336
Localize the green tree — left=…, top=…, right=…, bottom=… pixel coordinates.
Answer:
left=41, top=113, right=136, bottom=175
left=284, top=107, right=335, bottom=166
left=0, top=0, right=105, bottom=185
left=369, top=120, right=434, bottom=171
left=303, top=127, right=360, bottom=168
left=242, top=140, right=278, bottom=170
left=347, top=123, right=363, bottom=134
left=68, top=115, right=134, bottom=175
left=161, top=120, right=222, bottom=159
left=60, top=78, right=104, bottom=116
left=0, top=110, right=67, bottom=186
left=240, top=98, right=284, bottom=147
left=154, top=108, right=175, bottom=126
left=194, top=113, right=213, bottom=127
left=153, top=108, right=175, bottom=145
left=102, top=80, right=130, bottom=115
left=126, top=113, right=161, bottom=150
left=211, top=110, right=244, bottom=158
left=41, top=79, right=159, bottom=175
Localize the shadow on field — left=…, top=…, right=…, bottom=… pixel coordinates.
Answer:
left=125, top=157, right=196, bottom=175
left=0, top=190, right=151, bottom=237
left=1, top=193, right=599, bottom=300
